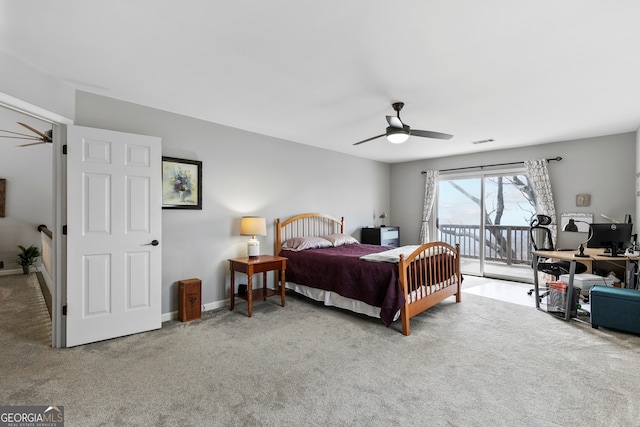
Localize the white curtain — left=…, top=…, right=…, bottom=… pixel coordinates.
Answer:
left=419, top=170, right=439, bottom=244
left=524, top=159, right=557, bottom=244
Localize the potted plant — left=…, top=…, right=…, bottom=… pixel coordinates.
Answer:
left=16, top=244, right=41, bottom=274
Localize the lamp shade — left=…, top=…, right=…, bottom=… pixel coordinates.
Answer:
left=240, top=216, right=266, bottom=258
left=378, top=211, right=388, bottom=227
left=386, top=126, right=410, bottom=144
left=240, top=216, right=267, bottom=237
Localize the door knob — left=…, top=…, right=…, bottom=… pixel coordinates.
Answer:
left=143, top=240, right=159, bottom=246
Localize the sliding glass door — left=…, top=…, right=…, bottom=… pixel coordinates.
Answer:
left=438, top=176, right=483, bottom=275
left=437, top=169, right=535, bottom=280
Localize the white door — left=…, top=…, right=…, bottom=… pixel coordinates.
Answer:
left=66, top=125, right=162, bottom=347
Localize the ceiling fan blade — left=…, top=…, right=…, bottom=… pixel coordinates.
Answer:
left=18, top=122, right=52, bottom=142
left=410, top=129, right=454, bottom=140
left=0, top=135, right=42, bottom=141
left=353, top=133, right=385, bottom=146
left=386, top=116, right=403, bottom=128
left=17, top=141, right=47, bottom=147
left=0, top=129, right=42, bottom=139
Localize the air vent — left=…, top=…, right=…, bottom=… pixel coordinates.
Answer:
left=471, top=138, right=494, bottom=145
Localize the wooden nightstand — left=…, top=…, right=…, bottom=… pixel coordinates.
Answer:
left=229, top=255, right=287, bottom=317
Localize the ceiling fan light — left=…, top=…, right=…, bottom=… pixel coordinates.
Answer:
left=386, top=126, right=410, bottom=144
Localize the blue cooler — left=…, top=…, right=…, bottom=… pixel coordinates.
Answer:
left=590, top=286, right=640, bottom=335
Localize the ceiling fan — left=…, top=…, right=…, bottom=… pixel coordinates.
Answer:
left=354, top=102, right=453, bottom=146
left=0, top=122, right=53, bottom=147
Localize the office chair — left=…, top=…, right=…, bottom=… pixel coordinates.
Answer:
left=528, top=214, right=587, bottom=300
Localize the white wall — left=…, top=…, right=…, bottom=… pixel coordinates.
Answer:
left=390, top=133, right=636, bottom=250
left=74, top=92, right=391, bottom=315
left=0, top=107, right=53, bottom=271
left=0, top=50, right=72, bottom=273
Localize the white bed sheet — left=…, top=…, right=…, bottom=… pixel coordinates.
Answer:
left=285, top=281, right=401, bottom=321
left=285, top=279, right=456, bottom=322
left=359, top=244, right=448, bottom=263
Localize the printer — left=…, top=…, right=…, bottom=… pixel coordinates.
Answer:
left=559, top=273, right=617, bottom=293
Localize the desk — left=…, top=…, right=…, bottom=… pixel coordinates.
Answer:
left=532, top=249, right=639, bottom=321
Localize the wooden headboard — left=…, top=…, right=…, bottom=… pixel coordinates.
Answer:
left=275, top=213, right=344, bottom=253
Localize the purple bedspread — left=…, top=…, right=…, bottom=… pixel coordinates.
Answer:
left=279, top=243, right=404, bottom=326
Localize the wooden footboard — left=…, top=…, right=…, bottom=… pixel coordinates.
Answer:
left=398, top=242, right=461, bottom=336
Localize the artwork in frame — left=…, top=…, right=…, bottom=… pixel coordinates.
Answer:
left=0, top=178, right=5, bottom=217
left=162, top=157, right=202, bottom=209
left=575, top=193, right=590, bottom=207
left=636, top=172, right=640, bottom=196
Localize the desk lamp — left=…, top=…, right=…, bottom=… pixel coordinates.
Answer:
left=379, top=212, right=388, bottom=227
left=240, top=216, right=267, bottom=258
left=563, top=220, right=593, bottom=258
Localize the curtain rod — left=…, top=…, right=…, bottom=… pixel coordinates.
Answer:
left=421, top=156, right=562, bottom=174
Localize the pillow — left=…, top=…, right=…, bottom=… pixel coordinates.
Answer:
left=322, top=233, right=359, bottom=247
left=281, top=236, right=333, bottom=251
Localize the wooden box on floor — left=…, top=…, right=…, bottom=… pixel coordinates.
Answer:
left=178, top=278, right=202, bottom=322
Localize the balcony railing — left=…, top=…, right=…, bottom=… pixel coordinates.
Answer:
left=438, top=224, right=532, bottom=266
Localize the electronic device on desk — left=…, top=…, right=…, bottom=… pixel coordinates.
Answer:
left=587, top=222, right=633, bottom=257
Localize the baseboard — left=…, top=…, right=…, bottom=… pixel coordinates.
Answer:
left=0, top=268, right=22, bottom=276
left=161, top=299, right=229, bottom=322
left=0, top=266, right=41, bottom=277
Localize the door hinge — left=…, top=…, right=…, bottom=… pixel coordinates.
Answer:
left=62, top=144, right=67, bottom=155
left=62, top=225, right=67, bottom=235
left=62, top=305, right=67, bottom=316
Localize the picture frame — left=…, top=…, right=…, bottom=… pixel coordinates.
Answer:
left=162, top=157, right=202, bottom=210
left=575, top=193, right=590, bottom=207
left=636, top=172, right=640, bottom=196
left=0, top=178, right=5, bottom=217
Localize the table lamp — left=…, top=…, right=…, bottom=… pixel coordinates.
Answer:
left=240, top=216, right=267, bottom=258
left=379, top=212, right=388, bottom=227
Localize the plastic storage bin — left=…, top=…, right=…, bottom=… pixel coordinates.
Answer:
left=547, top=281, right=579, bottom=317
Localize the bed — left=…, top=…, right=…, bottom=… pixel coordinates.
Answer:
left=275, top=213, right=462, bottom=335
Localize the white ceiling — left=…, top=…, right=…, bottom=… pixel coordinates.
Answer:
left=2, top=1, right=640, bottom=163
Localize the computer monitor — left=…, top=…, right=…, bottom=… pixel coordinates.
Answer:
left=587, top=222, right=633, bottom=256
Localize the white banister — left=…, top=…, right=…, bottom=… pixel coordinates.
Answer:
left=38, top=224, right=53, bottom=295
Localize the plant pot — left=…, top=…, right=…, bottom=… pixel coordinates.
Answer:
left=22, top=265, right=29, bottom=274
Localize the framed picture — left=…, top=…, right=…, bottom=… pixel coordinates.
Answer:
left=575, top=193, right=590, bottom=207
left=636, top=172, right=640, bottom=196
left=162, top=157, right=202, bottom=209
left=0, top=178, right=5, bottom=217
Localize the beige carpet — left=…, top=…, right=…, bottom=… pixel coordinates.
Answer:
left=2, top=274, right=640, bottom=426
left=0, top=272, right=51, bottom=345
